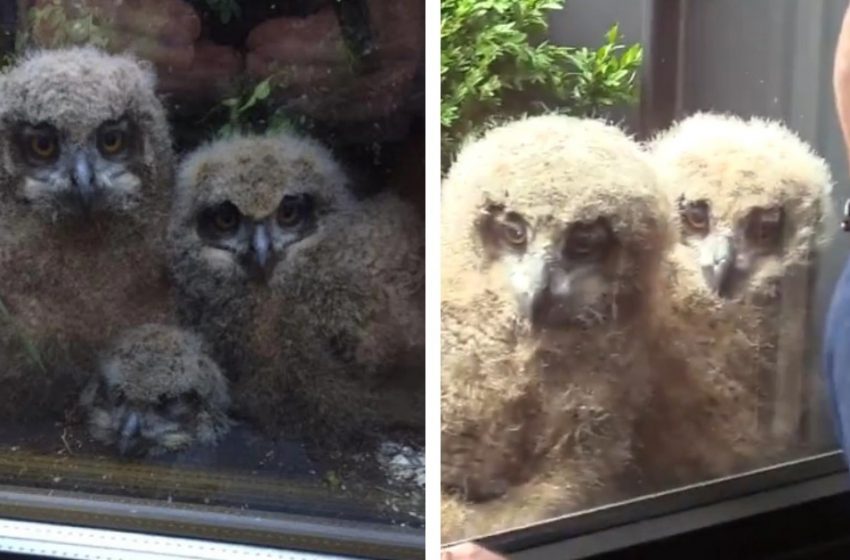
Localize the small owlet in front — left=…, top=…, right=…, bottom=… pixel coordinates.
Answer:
left=0, top=47, right=175, bottom=421
left=167, top=132, right=424, bottom=446
left=81, top=324, right=231, bottom=457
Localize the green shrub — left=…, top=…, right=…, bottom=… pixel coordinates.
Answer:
left=441, top=0, right=642, bottom=160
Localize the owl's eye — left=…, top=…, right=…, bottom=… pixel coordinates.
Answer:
left=211, top=202, right=241, bottom=232
left=98, top=128, right=126, bottom=156
left=682, top=200, right=710, bottom=232
left=20, top=125, right=60, bottom=163
left=277, top=194, right=313, bottom=227
left=498, top=213, right=527, bottom=248
left=564, top=219, right=613, bottom=260
left=31, top=135, right=56, bottom=159
left=746, top=207, right=783, bottom=246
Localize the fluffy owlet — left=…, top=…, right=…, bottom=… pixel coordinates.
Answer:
left=0, top=47, right=175, bottom=422
left=167, top=132, right=424, bottom=447
left=81, top=323, right=231, bottom=457
left=440, top=115, right=674, bottom=542
left=645, top=113, right=834, bottom=474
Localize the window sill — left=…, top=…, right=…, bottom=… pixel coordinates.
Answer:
left=475, top=451, right=849, bottom=559
left=0, top=485, right=423, bottom=560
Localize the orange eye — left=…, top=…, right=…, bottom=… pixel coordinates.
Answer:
left=212, top=202, right=240, bottom=232
left=500, top=220, right=526, bottom=246
left=277, top=195, right=312, bottom=227
left=500, top=213, right=528, bottom=247
left=29, top=134, right=57, bottom=160
left=682, top=200, right=710, bottom=231
left=98, top=129, right=125, bottom=155
left=278, top=199, right=301, bottom=227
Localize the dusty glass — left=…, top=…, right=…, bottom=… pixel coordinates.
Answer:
left=440, top=0, right=843, bottom=545
left=0, top=0, right=425, bottom=540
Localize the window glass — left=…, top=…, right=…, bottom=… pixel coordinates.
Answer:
left=0, top=0, right=425, bottom=537
left=440, top=0, right=843, bottom=545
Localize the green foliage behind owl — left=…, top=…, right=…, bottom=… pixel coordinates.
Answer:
left=441, top=0, right=642, bottom=161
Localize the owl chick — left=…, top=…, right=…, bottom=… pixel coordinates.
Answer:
left=440, top=115, right=674, bottom=541
left=0, top=47, right=175, bottom=421
left=167, top=132, right=424, bottom=445
left=630, top=246, right=771, bottom=491
left=647, top=112, right=834, bottom=460
left=81, top=323, right=231, bottom=457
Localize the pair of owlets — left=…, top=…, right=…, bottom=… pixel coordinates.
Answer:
left=0, top=48, right=425, bottom=456
left=441, top=115, right=832, bottom=540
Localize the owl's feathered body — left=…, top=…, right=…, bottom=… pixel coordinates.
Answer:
left=168, top=133, right=424, bottom=445
left=440, top=115, right=673, bottom=542
left=632, top=247, right=768, bottom=490
left=81, top=323, right=231, bottom=457
left=642, top=113, right=834, bottom=481
left=0, top=48, right=175, bottom=421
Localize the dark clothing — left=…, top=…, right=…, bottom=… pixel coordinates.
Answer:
left=824, top=255, right=850, bottom=456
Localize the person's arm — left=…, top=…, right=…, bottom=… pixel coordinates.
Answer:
left=835, top=2, right=850, bottom=167
left=442, top=542, right=508, bottom=560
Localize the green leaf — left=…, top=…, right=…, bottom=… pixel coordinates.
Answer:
left=254, top=79, right=272, bottom=100
left=441, top=0, right=642, bottom=163
left=606, top=23, right=620, bottom=44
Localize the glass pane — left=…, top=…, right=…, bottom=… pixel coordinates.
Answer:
left=440, top=0, right=843, bottom=545
left=0, top=0, right=425, bottom=541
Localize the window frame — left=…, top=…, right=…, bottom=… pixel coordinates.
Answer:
left=461, top=452, right=847, bottom=558
left=0, top=4, right=425, bottom=560
left=0, top=484, right=424, bottom=560
left=0, top=517, right=363, bottom=560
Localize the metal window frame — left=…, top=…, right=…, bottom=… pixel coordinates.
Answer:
left=0, top=517, right=356, bottom=560
left=464, top=451, right=848, bottom=558
left=0, top=484, right=424, bottom=560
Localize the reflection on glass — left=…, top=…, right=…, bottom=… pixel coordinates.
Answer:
left=440, top=0, right=838, bottom=545
left=0, top=0, right=425, bottom=537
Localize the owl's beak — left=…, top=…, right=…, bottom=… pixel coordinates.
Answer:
left=511, top=253, right=552, bottom=324
left=699, top=233, right=735, bottom=296
left=71, top=151, right=94, bottom=208
left=252, top=224, right=271, bottom=269
left=118, top=410, right=142, bottom=457
left=243, top=223, right=277, bottom=283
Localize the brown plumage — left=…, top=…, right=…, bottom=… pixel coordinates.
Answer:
left=638, top=113, right=836, bottom=487
left=81, top=323, right=231, bottom=457
left=440, top=115, right=674, bottom=542
left=167, top=132, right=424, bottom=446
left=0, top=47, right=175, bottom=421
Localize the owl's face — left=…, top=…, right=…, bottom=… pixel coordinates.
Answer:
left=0, top=48, right=171, bottom=220
left=192, top=191, right=318, bottom=283
left=444, top=116, right=670, bottom=332
left=9, top=117, right=146, bottom=215
left=171, top=134, right=354, bottom=284
left=81, top=325, right=231, bottom=457
left=676, top=196, right=786, bottom=299
left=83, top=370, right=208, bottom=457
left=477, top=203, right=649, bottom=330
left=653, top=114, right=832, bottom=302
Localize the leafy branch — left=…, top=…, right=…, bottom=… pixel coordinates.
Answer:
left=441, top=0, right=643, bottom=159
left=18, top=0, right=112, bottom=50
left=212, top=74, right=311, bottom=139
